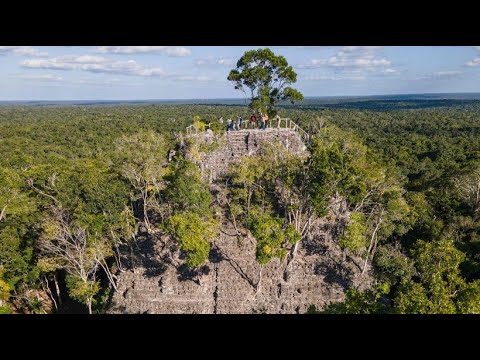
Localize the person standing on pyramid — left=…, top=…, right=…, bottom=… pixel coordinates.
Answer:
left=250, top=113, right=256, bottom=129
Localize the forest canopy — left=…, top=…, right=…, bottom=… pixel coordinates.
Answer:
left=1, top=100, right=480, bottom=314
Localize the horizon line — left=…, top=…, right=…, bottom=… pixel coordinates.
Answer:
left=2, top=92, right=480, bottom=102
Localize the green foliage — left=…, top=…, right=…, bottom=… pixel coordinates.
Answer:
left=373, top=244, right=415, bottom=286
left=403, top=192, right=443, bottom=245
left=114, top=130, right=169, bottom=173
left=164, top=212, right=217, bottom=268
left=114, top=130, right=170, bottom=232
left=414, top=239, right=465, bottom=285
left=0, top=166, right=39, bottom=293
left=204, top=115, right=226, bottom=135
left=162, top=155, right=218, bottom=268
left=228, top=48, right=304, bottom=115
left=0, top=269, right=11, bottom=303
left=92, top=285, right=113, bottom=314
left=192, top=116, right=206, bottom=132
left=231, top=154, right=266, bottom=189
left=450, top=215, right=480, bottom=280
left=307, top=127, right=381, bottom=215
left=456, top=280, right=480, bottom=313
left=394, top=239, right=480, bottom=314
left=339, top=213, right=368, bottom=252
left=65, top=274, right=100, bottom=307
left=285, top=224, right=302, bottom=245
left=0, top=168, right=36, bottom=220
left=3, top=100, right=480, bottom=314
left=317, top=105, right=480, bottom=252
left=247, top=209, right=294, bottom=265
left=229, top=124, right=401, bottom=268
left=394, top=281, right=433, bottom=314
left=0, top=105, right=244, bottom=311
left=0, top=220, right=39, bottom=291
left=164, top=158, right=213, bottom=216
left=322, top=284, right=390, bottom=314
left=191, top=114, right=226, bottom=135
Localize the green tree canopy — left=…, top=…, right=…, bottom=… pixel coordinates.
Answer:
left=227, top=48, right=304, bottom=116
left=394, top=239, right=480, bottom=314
left=165, top=212, right=217, bottom=268
left=164, top=158, right=213, bottom=216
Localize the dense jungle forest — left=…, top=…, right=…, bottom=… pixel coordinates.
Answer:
left=1, top=100, right=480, bottom=314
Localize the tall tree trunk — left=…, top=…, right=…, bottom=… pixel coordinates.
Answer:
left=283, top=241, right=300, bottom=282
left=370, top=232, right=380, bottom=266
left=231, top=210, right=240, bottom=235
left=226, top=199, right=241, bottom=235
left=256, top=266, right=263, bottom=295
left=98, top=257, right=118, bottom=291
left=143, top=190, right=152, bottom=233
left=362, top=216, right=383, bottom=275
left=87, top=297, right=92, bottom=314
left=114, top=244, right=124, bottom=272
left=53, top=273, right=62, bottom=306
left=247, top=187, right=253, bottom=219
left=0, top=205, right=6, bottom=222
left=43, top=275, right=58, bottom=312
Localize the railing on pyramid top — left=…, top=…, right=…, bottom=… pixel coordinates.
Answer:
left=185, top=118, right=310, bottom=143
left=185, top=123, right=212, bottom=136
left=269, top=117, right=310, bottom=143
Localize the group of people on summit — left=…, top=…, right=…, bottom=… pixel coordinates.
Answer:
left=220, top=112, right=281, bottom=131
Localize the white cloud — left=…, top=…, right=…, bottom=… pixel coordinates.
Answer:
left=303, top=74, right=366, bottom=81
left=303, top=75, right=336, bottom=81
left=465, top=47, right=480, bottom=66
left=94, top=46, right=191, bottom=57
left=382, top=68, right=398, bottom=74
left=15, top=73, right=63, bottom=81
left=20, top=54, right=211, bottom=83
left=433, top=70, right=462, bottom=76
left=173, top=75, right=210, bottom=81
left=13, top=73, right=145, bottom=87
left=0, top=46, right=48, bottom=57
left=73, top=78, right=143, bottom=87
left=66, top=55, right=105, bottom=63
left=21, top=55, right=166, bottom=77
left=341, top=46, right=383, bottom=52
left=416, top=70, right=463, bottom=80
left=298, top=46, right=391, bottom=70
left=196, top=57, right=235, bottom=66
left=466, top=58, right=480, bottom=67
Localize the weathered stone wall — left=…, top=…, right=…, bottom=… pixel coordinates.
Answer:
left=193, top=128, right=307, bottom=182
left=107, top=129, right=370, bottom=314
left=108, top=216, right=367, bottom=314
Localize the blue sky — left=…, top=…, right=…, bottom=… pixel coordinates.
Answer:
left=0, top=46, right=479, bottom=100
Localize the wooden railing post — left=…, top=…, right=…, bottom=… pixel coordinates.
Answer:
left=184, top=117, right=311, bottom=143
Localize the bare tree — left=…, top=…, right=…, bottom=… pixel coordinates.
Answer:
left=115, top=131, right=169, bottom=234
left=0, top=205, right=6, bottom=223
left=37, top=206, right=102, bottom=314
left=454, top=167, right=480, bottom=216
left=362, top=207, right=384, bottom=275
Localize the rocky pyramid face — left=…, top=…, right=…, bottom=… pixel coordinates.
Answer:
left=193, top=128, right=307, bottom=183
left=108, top=129, right=370, bottom=314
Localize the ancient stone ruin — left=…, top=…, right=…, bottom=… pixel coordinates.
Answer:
left=195, top=128, right=307, bottom=182
left=108, top=127, right=369, bottom=314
